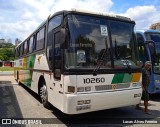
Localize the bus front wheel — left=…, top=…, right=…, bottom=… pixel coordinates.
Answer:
left=40, top=80, right=49, bottom=108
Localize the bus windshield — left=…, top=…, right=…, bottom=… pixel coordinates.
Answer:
left=146, top=33, right=160, bottom=74
left=110, top=20, right=136, bottom=68
left=65, top=14, right=138, bottom=70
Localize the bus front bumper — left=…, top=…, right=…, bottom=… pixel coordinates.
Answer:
left=63, top=88, right=142, bottom=114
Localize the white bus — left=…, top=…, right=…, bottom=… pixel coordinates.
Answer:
left=14, top=9, right=142, bottom=114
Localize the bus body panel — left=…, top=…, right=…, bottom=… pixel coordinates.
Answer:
left=62, top=74, right=142, bottom=114
left=154, top=74, right=160, bottom=93
left=46, top=74, right=64, bottom=111
left=149, top=74, right=160, bottom=93
left=14, top=54, right=65, bottom=111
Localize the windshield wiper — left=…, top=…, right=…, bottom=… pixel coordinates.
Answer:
left=93, top=38, right=108, bottom=76
left=93, top=50, right=107, bottom=76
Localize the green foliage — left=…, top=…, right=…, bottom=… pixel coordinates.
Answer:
left=0, top=42, right=14, bottom=48
left=0, top=42, right=15, bottom=61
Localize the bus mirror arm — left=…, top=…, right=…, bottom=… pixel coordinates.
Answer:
left=60, top=28, right=68, bottom=49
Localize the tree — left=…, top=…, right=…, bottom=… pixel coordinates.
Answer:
left=0, top=55, right=4, bottom=61
left=0, top=38, right=15, bottom=61
left=0, top=48, right=14, bottom=61
left=0, top=42, right=14, bottom=48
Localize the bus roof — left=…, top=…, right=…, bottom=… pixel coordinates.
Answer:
left=52, top=8, right=134, bottom=22
left=136, top=29, right=160, bottom=33
left=15, top=9, right=135, bottom=49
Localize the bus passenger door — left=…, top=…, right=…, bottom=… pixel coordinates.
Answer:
left=46, top=14, right=64, bottom=110
left=53, top=31, right=64, bottom=111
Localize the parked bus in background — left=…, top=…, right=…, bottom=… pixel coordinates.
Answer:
left=136, top=29, right=160, bottom=94
left=14, top=9, right=142, bottom=114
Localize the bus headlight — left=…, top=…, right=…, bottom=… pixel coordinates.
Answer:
left=77, top=87, right=84, bottom=92
left=85, top=86, right=91, bottom=91
left=155, top=80, right=160, bottom=83
left=132, top=82, right=141, bottom=87
left=77, top=86, right=91, bottom=92
left=68, top=86, right=75, bottom=93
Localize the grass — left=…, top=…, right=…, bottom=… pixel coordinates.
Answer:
left=0, top=67, right=14, bottom=71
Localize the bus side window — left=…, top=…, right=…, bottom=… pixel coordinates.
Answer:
left=24, top=41, right=29, bottom=54
left=36, top=27, right=45, bottom=51
left=47, top=14, right=62, bottom=70
left=17, top=47, right=20, bottom=57
left=14, top=49, right=17, bottom=58
left=136, top=33, right=144, bottom=43
left=29, top=36, right=34, bottom=53
left=54, top=31, right=61, bottom=80
left=20, top=44, right=24, bottom=56
left=137, top=33, right=148, bottom=65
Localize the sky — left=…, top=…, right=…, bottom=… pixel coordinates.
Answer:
left=0, top=0, right=160, bottom=44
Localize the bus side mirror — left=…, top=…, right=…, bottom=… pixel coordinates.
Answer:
left=60, top=28, right=68, bottom=49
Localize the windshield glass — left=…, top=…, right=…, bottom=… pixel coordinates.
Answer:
left=146, top=33, right=160, bottom=74
left=110, top=21, right=137, bottom=68
left=64, top=14, right=138, bottom=70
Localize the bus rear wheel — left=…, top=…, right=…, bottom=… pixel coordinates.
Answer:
left=40, top=81, right=49, bottom=108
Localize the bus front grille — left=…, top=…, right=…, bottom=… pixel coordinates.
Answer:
left=95, top=83, right=130, bottom=91
left=95, top=85, right=112, bottom=91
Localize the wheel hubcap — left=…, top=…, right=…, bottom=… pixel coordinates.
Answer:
left=40, top=85, right=47, bottom=102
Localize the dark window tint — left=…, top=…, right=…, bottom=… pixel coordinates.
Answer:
left=17, top=47, right=20, bottom=57
left=47, top=14, right=62, bottom=69
left=48, top=15, right=62, bottom=32
left=36, top=27, right=45, bottom=50
left=54, top=32, right=61, bottom=69
left=15, top=49, right=16, bottom=57
left=138, top=44, right=148, bottom=64
left=24, top=41, right=29, bottom=54
left=136, top=33, right=144, bottom=43
left=145, top=33, right=160, bottom=42
left=20, top=44, right=24, bottom=56
left=29, top=36, right=34, bottom=53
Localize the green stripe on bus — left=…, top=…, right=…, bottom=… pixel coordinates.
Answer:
left=26, top=55, right=36, bottom=87
left=122, top=73, right=132, bottom=83
left=111, top=74, right=124, bottom=84
left=27, top=55, right=36, bottom=68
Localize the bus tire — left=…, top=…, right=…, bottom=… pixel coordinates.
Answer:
left=39, top=79, right=49, bottom=108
